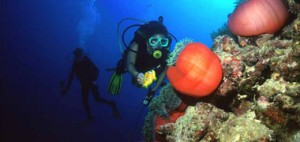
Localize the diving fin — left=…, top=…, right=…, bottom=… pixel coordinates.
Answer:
left=108, top=72, right=123, bottom=95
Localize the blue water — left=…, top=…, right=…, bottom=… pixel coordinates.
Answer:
left=0, top=0, right=235, bottom=142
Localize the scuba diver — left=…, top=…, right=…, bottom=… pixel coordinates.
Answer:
left=61, top=47, right=121, bottom=122
left=108, top=16, right=176, bottom=105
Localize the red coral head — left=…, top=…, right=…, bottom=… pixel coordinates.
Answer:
left=228, top=0, right=289, bottom=36
left=167, top=42, right=223, bottom=97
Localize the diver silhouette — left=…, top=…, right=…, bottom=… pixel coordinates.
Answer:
left=61, top=47, right=121, bottom=122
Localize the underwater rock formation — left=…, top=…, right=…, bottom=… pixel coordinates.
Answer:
left=157, top=102, right=273, bottom=142
left=143, top=1, right=300, bottom=141
left=143, top=84, right=186, bottom=142
left=210, top=13, right=300, bottom=141
left=287, top=0, right=300, bottom=14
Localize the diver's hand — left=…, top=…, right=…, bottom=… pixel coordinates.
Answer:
left=136, top=73, right=144, bottom=85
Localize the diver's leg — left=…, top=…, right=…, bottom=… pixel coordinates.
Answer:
left=81, top=84, right=93, bottom=120
left=91, top=82, right=121, bottom=118
left=91, top=82, right=111, bottom=104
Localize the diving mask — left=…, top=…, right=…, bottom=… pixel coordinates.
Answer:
left=148, top=37, right=169, bottom=47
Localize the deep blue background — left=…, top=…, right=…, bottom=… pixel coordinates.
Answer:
left=0, top=0, right=234, bottom=142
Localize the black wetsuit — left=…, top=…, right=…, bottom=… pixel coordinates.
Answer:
left=117, top=43, right=169, bottom=87
left=72, top=56, right=99, bottom=85
left=71, top=56, right=112, bottom=119
left=134, top=44, right=168, bottom=74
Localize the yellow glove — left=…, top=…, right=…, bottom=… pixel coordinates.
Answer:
left=142, top=70, right=157, bottom=88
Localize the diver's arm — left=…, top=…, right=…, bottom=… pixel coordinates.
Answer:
left=66, top=65, right=75, bottom=89
left=151, top=66, right=167, bottom=92
left=62, top=65, right=74, bottom=95
left=126, top=42, right=139, bottom=78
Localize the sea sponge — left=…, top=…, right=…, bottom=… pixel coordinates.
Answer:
left=228, top=0, right=289, bottom=36
left=167, top=42, right=223, bottom=97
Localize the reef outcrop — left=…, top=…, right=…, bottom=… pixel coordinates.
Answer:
left=143, top=1, right=300, bottom=141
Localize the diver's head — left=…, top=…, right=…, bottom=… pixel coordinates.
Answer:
left=73, top=47, right=84, bottom=60
left=144, top=22, right=171, bottom=59
left=134, top=19, right=172, bottom=59
left=135, top=21, right=171, bottom=46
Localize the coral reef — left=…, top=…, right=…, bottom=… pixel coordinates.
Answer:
left=210, top=8, right=300, bottom=141
left=163, top=102, right=273, bottom=142
left=210, top=36, right=299, bottom=140
left=166, top=102, right=229, bottom=141
left=282, top=13, right=300, bottom=41
left=287, top=0, right=300, bottom=14
left=217, top=111, right=273, bottom=142
left=143, top=1, right=300, bottom=141
left=210, top=23, right=235, bottom=41
left=291, top=131, right=300, bottom=141
left=167, top=38, right=193, bottom=66
left=143, top=84, right=183, bottom=142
